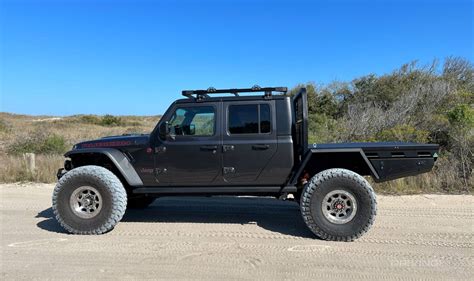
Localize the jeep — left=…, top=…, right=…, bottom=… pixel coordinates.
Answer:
left=53, top=86, right=439, bottom=240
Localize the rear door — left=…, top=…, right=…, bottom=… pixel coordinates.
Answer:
left=222, top=100, right=277, bottom=184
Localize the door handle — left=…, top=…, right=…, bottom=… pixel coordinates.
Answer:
left=223, top=145, right=234, bottom=152
left=200, top=145, right=218, bottom=151
left=252, top=144, right=270, bottom=150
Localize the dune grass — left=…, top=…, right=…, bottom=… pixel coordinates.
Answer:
left=0, top=112, right=471, bottom=194
left=0, top=113, right=160, bottom=183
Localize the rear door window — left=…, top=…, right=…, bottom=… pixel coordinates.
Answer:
left=228, top=104, right=271, bottom=134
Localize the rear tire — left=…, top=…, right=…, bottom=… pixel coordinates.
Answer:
left=300, top=168, right=377, bottom=241
left=52, top=165, right=127, bottom=234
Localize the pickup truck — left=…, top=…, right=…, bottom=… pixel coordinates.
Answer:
left=53, top=86, right=439, bottom=241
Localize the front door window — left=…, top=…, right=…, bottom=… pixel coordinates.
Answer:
left=169, top=106, right=215, bottom=136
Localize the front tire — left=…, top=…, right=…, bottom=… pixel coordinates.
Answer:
left=52, top=165, right=127, bottom=234
left=300, top=168, right=377, bottom=241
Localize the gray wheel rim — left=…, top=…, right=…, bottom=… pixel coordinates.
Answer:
left=69, top=186, right=103, bottom=219
left=321, top=190, right=358, bottom=224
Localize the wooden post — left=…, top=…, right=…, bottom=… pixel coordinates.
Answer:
left=23, top=153, right=36, bottom=175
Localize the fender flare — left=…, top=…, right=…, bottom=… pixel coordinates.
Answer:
left=289, top=148, right=380, bottom=185
left=65, top=148, right=144, bottom=187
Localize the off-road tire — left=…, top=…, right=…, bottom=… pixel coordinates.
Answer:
left=52, top=165, right=127, bottom=234
left=300, top=168, right=377, bottom=241
left=127, top=196, right=155, bottom=209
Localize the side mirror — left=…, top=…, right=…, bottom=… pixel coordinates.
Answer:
left=189, top=124, right=196, bottom=135
left=158, top=121, right=170, bottom=140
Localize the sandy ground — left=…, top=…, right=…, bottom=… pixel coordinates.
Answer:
left=0, top=183, right=472, bottom=280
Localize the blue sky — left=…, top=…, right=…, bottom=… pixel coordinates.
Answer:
left=1, top=0, right=472, bottom=116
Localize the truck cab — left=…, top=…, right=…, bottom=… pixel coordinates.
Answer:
left=147, top=87, right=294, bottom=189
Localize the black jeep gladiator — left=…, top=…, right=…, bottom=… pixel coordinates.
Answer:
left=53, top=86, right=439, bottom=241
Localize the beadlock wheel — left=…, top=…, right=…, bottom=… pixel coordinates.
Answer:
left=300, top=168, right=377, bottom=241
left=321, top=189, right=358, bottom=224
left=52, top=165, right=127, bottom=235
left=69, top=186, right=103, bottom=219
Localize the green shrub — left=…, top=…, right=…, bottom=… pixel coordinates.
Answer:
left=447, top=104, right=474, bottom=128
left=8, top=132, right=67, bottom=155
left=41, top=135, right=67, bottom=154
left=376, top=124, right=430, bottom=143
left=78, top=114, right=126, bottom=127
left=79, top=115, right=101, bottom=125
left=100, top=114, right=123, bottom=126
left=307, top=113, right=342, bottom=143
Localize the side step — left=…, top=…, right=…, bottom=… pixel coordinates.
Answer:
left=132, top=186, right=297, bottom=195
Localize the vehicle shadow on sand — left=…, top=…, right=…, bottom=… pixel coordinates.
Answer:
left=36, top=208, right=68, bottom=234
left=36, top=196, right=315, bottom=238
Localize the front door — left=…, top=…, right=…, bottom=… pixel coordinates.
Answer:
left=155, top=103, right=221, bottom=186
left=222, top=101, right=277, bottom=184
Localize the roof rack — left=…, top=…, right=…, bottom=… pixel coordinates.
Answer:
left=182, top=85, right=288, bottom=99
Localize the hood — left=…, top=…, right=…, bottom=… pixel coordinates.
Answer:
left=74, top=134, right=150, bottom=150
